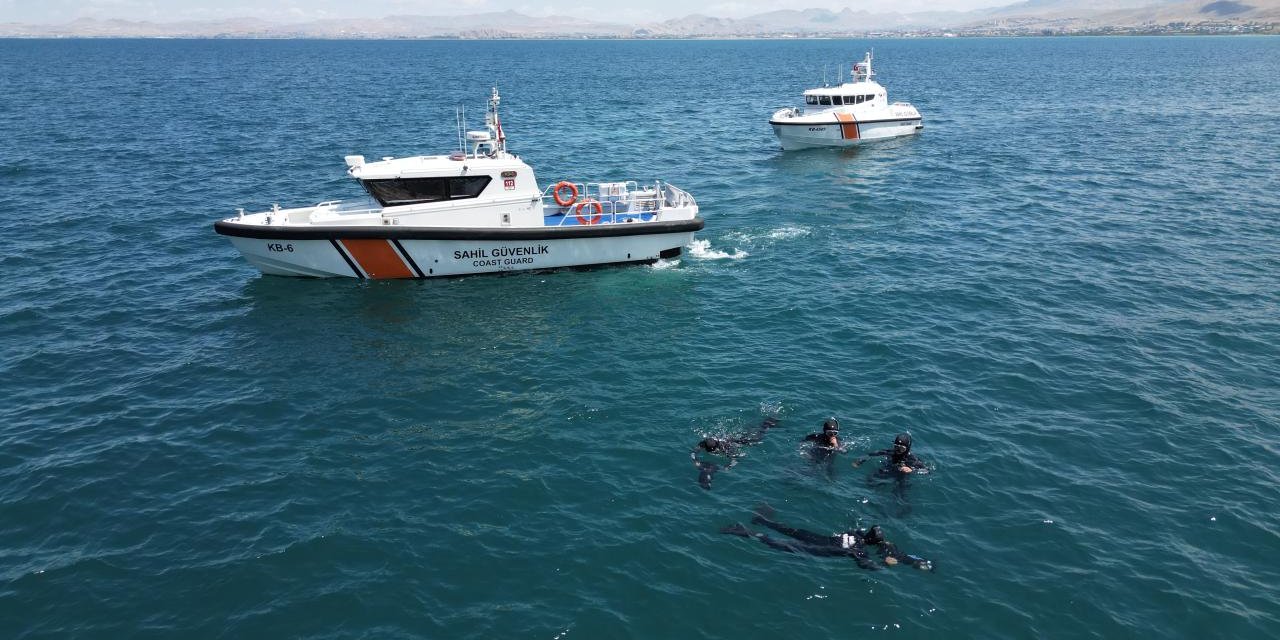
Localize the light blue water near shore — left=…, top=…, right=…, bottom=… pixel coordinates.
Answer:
left=1, top=36, right=1278, bottom=638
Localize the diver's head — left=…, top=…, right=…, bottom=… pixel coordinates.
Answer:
left=893, top=433, right=912, bottom=455
left=863, top=525, right=885, bottom=546
left=700, top=437, right=721, bottom=452
left=822, top=417, right=840, bottom=435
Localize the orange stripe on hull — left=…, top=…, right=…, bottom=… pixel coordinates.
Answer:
left=338, top=239, right=416, bottom=279
left=835, top=113, right=860, bottom=140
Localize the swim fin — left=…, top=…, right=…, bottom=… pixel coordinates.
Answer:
left=752, top=502, right=776, bottom=522
left=697, top=462, right=719, bottom=490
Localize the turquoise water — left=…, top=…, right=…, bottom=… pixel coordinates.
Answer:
left=2, top=36, right=1279, bottom=638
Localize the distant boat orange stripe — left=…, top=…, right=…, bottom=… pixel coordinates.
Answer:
left=339, top=239, right=415, bottom=279
left=835, top=112, right=859, bottom=140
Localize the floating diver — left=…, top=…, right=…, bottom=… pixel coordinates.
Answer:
left=801, top=417, right=846, bottom=477
left=851, top=433, right=928, bottom=518
left=852, top=433, right=928, bottom=476
left=690, top=416, right=779, bottom=490
left=719, top=505, right=933, bottom=571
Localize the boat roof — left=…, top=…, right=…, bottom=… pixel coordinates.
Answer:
left=348, top=154, right=530, bottom=181
left=348, top=87, right=528, bottom=181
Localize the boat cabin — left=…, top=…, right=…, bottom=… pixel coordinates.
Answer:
left=803, top=89, right=886, bottom=108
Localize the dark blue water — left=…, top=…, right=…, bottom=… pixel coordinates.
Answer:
left=2, top=36, right=1278, bottom=638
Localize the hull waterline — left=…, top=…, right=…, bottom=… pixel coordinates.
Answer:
left=214, top=219, right=704, bottom=279
left=769, top=118, right=923, bottom=151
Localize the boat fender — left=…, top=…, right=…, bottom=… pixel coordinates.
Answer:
left=575, top=200, right=603, bottom=225
left=553, top=181, right=579, bottom=207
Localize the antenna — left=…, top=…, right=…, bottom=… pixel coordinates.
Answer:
left=455, top=107, right=464, bottom=152
left=486, top=87, right=505, bottom=155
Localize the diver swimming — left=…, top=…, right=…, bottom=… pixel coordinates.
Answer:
left=801, top=417, right=846, bottom=477
left=852, top=433, right=928, bottom=475
left=690, top=416, right=780, bottom=489
left=719, top=505, right=934, bottom=571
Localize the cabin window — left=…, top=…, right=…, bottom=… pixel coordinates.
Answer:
left=832, top=95, right=843, bottom=105
left=867, top=94, right=875, bottom=102
left=819, top=95, right=831, bottom=106
left=449, top=176, right=491, bottom=199
left=806, top=95, right=818, bottom=105
left=361, top=176, right=491, bottom=207
left=845, top=96, right=856, bottom=104
left=854, top=95, right=864, bottom=104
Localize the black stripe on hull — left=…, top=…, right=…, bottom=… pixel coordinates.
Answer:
left=769, top=117, right=922, bottom=126
left=328, top=239, right=365, bottom=279
left=279, top=255, right=679, bottom=281
left=390, top=239, right=426, bottom=278
left=215, top=218, right=705, bottom=241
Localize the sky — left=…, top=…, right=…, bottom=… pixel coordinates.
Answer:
left=0, top=0, right=1014, bottom=24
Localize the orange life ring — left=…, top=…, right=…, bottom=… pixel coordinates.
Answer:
left=575, top=200, right=603, bottom=225
left=553, top=181, right=578, bottom=207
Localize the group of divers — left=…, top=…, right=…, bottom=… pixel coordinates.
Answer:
left=691, top=415, right=936, bottom=572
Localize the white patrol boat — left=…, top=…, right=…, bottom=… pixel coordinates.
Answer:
left=214, top=88, right=701, bottom=279
left=770, top=51, right=923, bottom=151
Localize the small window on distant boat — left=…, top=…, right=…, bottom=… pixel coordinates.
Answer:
left=806, top=95, right=818, bottom=105
left=868, top=94, right=876, bottom=102
left=832, top=95, right=844, bottom=105
left=854, top=95, right=864, bottom=104
left=819, top=95, right=831, bottom=106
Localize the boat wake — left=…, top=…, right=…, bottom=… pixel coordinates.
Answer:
left=765, top=226, right=810, bottom=241
left=725, top=226, right=811, bottom=244
left=688, top=239, right=747, bottom=261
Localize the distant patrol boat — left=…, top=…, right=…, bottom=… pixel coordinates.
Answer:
left=769, top=51, right=923, bottom=151
left=214, top=88, right=702, bottom=279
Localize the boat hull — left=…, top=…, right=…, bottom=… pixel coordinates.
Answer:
left=214, top=219, right=703, bottom=279
left=770, top=117, right=922, bottom=151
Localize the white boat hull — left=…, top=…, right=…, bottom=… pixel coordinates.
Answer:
left=218, top=223, right=700, bottom=279
left=770, top=117, right=923, bottom=151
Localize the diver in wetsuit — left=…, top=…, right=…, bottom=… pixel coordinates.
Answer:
left=801, top=418, right=845, bottom=476
left=719, top=507, right=933, bottom=571
left=691, top=416, right=779, bottom=490
left=852, top=433, right=927, bottom=475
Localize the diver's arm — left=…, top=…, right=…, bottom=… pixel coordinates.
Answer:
left=852, top=449, right=891, bottom=467
left=902, top=454, right=927, bottom=473
left=852, top=548, right=881, bottom=571
left=879, top=543, right=933, bottom=570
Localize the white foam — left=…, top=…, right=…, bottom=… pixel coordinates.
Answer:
left=688, top=239, right=747, bottom=260
left=766, top=226, right=810, bottom=240
left=650, top=258, right=680, bottom=270
left=723, top=226, right=810, bottom=244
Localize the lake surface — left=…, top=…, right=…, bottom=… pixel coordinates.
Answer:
left=1, top=35, right=1278, bottom=638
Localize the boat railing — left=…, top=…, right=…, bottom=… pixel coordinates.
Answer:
left=541, top=180, right=679, bottom=226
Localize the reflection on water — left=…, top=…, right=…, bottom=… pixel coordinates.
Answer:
left=238, top=265, right=700, bottom=377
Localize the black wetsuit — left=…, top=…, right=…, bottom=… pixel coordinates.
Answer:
left=802, top=432, right=844, bottom=476
left=727, top=516, right=931, bottom=571
left=865, top=448, right=927, bottom=477
left=691, top=417, right=779, bottom=489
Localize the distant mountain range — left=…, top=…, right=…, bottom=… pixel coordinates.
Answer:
left=2, top=0, right=1277, bottom=38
